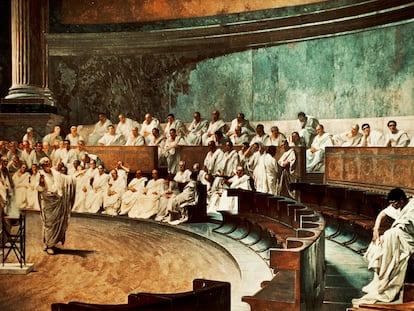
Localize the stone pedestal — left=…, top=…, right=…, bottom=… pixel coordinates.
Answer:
left=0, top=112, right=63, bottom=142
left=1, top=98, right=57, bottom=114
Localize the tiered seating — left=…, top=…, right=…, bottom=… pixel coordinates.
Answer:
left=213, top=188, right=325, bottom=311
left=51, top=279, right=230, bottom=311
left=291, top=182, right=389, bottom=253
left=292, top=181, right=414, bottom=310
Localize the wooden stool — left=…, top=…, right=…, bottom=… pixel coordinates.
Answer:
left=2, top=213, right=26, bottom=268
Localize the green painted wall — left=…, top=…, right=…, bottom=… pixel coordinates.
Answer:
left=169, top=21, right=414, bottom=122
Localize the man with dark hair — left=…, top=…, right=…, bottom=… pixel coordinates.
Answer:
left=353, top=188, right=414, bottom=306
left=297, top=111, right=319, bottom=148
left=358, top=123, right=384, bottom=147
left=385, top=120, right=410, bottom=147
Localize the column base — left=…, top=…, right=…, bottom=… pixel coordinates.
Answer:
left=1, top=98, right=57, bottom=114
left=0, top=111, right=64, bottom=141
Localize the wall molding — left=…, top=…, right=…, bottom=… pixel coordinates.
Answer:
left=47, top=0, right=414, bottom=57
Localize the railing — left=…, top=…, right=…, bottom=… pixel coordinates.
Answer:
left=214, top=189, right=325, bottom=311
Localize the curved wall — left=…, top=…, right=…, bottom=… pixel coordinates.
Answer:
left=60, top=0, right=325, bottom=24
left=47, top=1, right=414, bottom=128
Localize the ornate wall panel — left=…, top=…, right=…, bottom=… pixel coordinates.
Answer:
left=325, top=147, right=414, bottom=194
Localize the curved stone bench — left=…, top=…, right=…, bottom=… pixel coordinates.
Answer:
left=213, top=189, right=325, bottom=310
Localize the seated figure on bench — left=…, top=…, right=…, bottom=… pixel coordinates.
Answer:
left=306, top=124, right=333, bottom=173
left=332, top=124, right=362, bottom=146
left=98, top=124, right=126, bottom=146
left=184, top=111, right=208, bottom=146
left=164, top=172, right=199, bottom=225
left=119, top=170, right=147, bottom=216
left=140, top=113, right=160, bottom=145
left=384, top=120, right=411, bottom=147
left=102, top=169, right=127, bottom=216
left=352, top=188, right=414, bottom=307
left=88, top=112, right=111, bottom=146
left=173, top=161, right=192, bottom=185
left=128, top=169, right=164, bottom=219
left=209, top=166, right=251, bottom=214
left=358, top=123, right=385, bottom=147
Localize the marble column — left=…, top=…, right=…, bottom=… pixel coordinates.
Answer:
left=1, top=0, right=56, bottom=113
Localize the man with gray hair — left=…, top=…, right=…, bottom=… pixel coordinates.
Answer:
left=37, top=157, right=76, bottom=255
left=332, top=124, right=362, bottom=146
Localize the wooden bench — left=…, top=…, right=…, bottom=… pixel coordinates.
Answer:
left=242, top=236, right=325, bottom=311
left=128, top=279, right=231, bottom=311
left=291, top=181, right=389, bottom=253
left=51, top=279, right=230, bottom=311
left=213, top=188, right=325, bottom=310
left=51, top=298, right=170, bottom=310
left=83, top=145, right=311, bottom=183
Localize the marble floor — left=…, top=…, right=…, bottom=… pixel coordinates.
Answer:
left=0, top=211, right=398, bottom=311
left=183, top=218, right=376, bottom=311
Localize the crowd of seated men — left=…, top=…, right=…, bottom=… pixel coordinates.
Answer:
left=0, top=132, right=297, bottom=224
left=0, top=109, right=412, bottom=222
left=79, top=110, right=413, bottom=174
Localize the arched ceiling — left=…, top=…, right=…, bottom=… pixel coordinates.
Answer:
left=61, top=0, right=326, bottom=24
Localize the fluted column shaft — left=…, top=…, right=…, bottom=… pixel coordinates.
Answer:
left=5, top=0, right=54, bottom=104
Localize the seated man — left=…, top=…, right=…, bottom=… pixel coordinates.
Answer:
left=163, top=113, right=186, bottom=138
left=165, top=171, right=199, bottom=225
left=86, top=165, right=109, bottom=213
left=88, top=112, right=112, bottom=146
left=98, top=124, right=126, bottom=146
left=174, top=160, right=192, bottom=185
left=352, top=188, right=414, bottom=307
left=116, top=114, right=139, bottom=142
left=201, top=110, right=227, bottom=146
left=184, top=111, right=208, bottom=146
left=65, top=125, right=84, bottom=147
left=140, top=113, right=160, bottom=144
left=268, top=126, right=287, bottom=146
left=226, top=113, right=255, bottom=138
left=229, top=125, right=250, bottom=146
left=332, top=124, right=362, bottom=146
left=119, top=170, right=148, bottom=216
left=42, top=125, right=63, bottom=148
left=125, top=127, right=145, bottom=146
left=358, top=123, right=385, bottom=147
left=209, top=166, right=251, bottom=214
left=288, top=131, right=306, bottom=147
left=384, top=120, right=410, bottom=147
left=250, top=124, right=270, bottom=146
left=306, top=124, right=333, bottom=172
left=102, top=169, right=127, bottom=215
left=128, top=169, right=164, bottom=219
